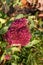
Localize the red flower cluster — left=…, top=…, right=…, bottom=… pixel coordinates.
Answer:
left=3, top=18, right=31, bottom=46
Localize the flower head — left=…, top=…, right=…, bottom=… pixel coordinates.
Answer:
left=10, top=18, right=28, bottom=29
left=3, top=18, right=31, bottom=46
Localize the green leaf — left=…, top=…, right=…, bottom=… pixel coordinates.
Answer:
left=28, top=16, right=35, bottom=29
left=0, top=18, right=6, bottom=24
left=26, top=39, right=40, bottom=47
left=0, top=50, right=6, bottom=63
left=6, top=0, right=10, bottom=4
left=0, top=26, right=8, bottom=34
left=0, top=42, right=7, bottom=48
left=13, top=0, right=19, bottom=6
left=11, top=47, right=20, bottom=52
left=33, top=59, right=37, bottom=65
left=0, top=22, right=2, bottom=28
left=11, top=63, right=17, bottom=65
left=0, top=11, right=7, bottom=18
left=0, top=19, right=12, bottom=34
left=15, top=14, right=24, bottom=19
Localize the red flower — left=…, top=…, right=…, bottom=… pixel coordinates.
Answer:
left=10, top=18, right=28, bottom=29
left=3, top=18, right=31, bottom=46
left=5, top=54, right=11, bottom=60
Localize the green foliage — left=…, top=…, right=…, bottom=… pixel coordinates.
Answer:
left=15, top=14, right=24, bottom=19
left=0, top=11, right=8, bottom=18
left=0, top=22, right=2, bottom=28
left=0, top=19, right=12, bottom=34
left=0, top=0, right=43, bottom=65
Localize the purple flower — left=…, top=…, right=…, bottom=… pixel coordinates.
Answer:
left=3, top=18, right=31, bottom=46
